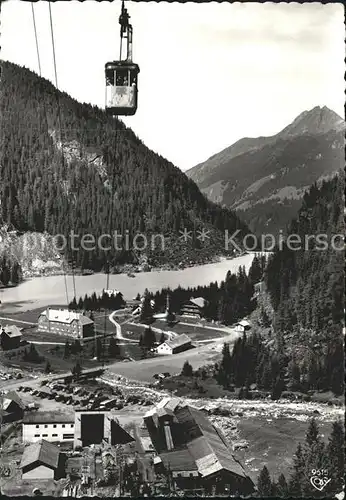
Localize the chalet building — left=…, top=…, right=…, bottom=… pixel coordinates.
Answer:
left=21, top=440, right=63, bottom=480
left=181, top=297, right=207, bottom=318
left=1, top=391, right=25, bottom=423
left=156, top=334, right=192, bottom=355
left=0, top=325, right=22, bottom=350
left=38, top=308, right=94, bottom=339
left=144, top=398, right=254, bottom=495
left=23, top=412, right=75, bottom=444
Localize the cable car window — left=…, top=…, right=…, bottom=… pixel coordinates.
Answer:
left=106, top=70, right=114, bottom=86
left=130, top=72, right=137, bottom=85
left=116, top=68, right=128, bottom=86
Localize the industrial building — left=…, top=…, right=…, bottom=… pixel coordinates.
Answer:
left=38, top=308, right=94, bottom=339
left=20, top=440, right=63, bottom=480
left=181, top=297, right=207, bottom=318
left=156, top=334, right=192, bottom=355
left=74, top=409, right=134, bottom=449
left=22, top=411, right=75, bottom=444
left=0, top=325, right=22, bottom=350
left=144, top=398, right=254, bottom=495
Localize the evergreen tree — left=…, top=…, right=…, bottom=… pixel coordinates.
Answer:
left=143, top=326, right=156, bottom=349
left=326, top=420, right=344, bottom=491
left=140, top=290, right=153, bottom=323
left=108, top=337, right=120, bottom=358
left=64, top=341, right=71, bottom=358
left=257, top=466, right=272, bottom=496
left=276, top=473, right=288, bottom=497
left=288, top=443, right=305, bottom=497
left=181, top=360, right=193, bottom=377
left=72, top=361, right=82, bottom=379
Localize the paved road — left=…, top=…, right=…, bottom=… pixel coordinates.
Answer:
left=0, top=316, right=37, bottom=326
left=108, top=311, right=138, bottom=343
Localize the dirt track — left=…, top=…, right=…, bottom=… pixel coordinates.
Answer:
left=106, top=330, right=240, bottom=382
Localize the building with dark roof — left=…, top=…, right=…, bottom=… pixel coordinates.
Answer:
left=23, top=411, right=75, bottom=444
left=144, top=398, right=254, bottom=495
left=20, top=440, right=63, bottom=480
left=74, top=409, right=134, bottom=449
left=38, top=308, right=94, bottom=339
left=0, top=325, right=22, bottom=350
left=2, top=391, right=25, bottom=423
left=181, top=297, right=207, bottom=318
left=235, top=319, right=251, bottom=333
left=156, top=334, right=192, bottom=355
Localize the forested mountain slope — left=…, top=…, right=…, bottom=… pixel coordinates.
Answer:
left=264, top=173, right=344, bottom=394
left=0, top=61, right=249, bottom=272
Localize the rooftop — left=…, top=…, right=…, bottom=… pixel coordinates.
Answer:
left=237, top=319, right=251, bottom=327
left=148, top=399, right=249, bottom=480
left=1, top=325, right=22, bottom=338
left=39, top=308, right=94, bottom=325
left=160, top=449, right=198, bottom=472
left=165, top=334, right=192, bottom=349
left=3, top=390, right=25, bottom=410
left=21, top=440, right=60, bottom=470
left=189, top=297, right=207, bottom=308
left=23, top=411, right=74, bottom=424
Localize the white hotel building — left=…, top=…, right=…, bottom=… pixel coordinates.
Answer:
left=23, top=412, right=75, bottom=444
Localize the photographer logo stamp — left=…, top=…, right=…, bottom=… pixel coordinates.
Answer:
left=310, top=470, right=331, bottom=491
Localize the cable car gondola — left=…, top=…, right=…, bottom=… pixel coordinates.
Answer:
left=105, top=1, right=140, bottom=116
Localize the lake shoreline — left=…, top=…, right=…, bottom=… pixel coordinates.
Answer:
left=0, top=253, right=256, bottom=314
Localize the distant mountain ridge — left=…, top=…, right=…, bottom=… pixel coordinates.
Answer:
left=187, top=106, right=345, bottom=236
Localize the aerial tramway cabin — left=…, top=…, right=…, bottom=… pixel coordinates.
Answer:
left=105, top=2, right=140, bottom=116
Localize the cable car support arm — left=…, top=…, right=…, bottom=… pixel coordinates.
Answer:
left=119, top=0, right=133, bottom=62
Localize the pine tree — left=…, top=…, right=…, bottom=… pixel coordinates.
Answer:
left=276, top=473, right=288, bottom=497
left=140, top=290, right=153, bottom=323
left=326, top=420, right=344, bottom=491
left=64, top=341, right=71, bottom=358
left=108, top=337, right=120, bottom=358
left=257, top=466, right=272, bottom=496
left=288, top=443, right=305, bottom=497
left=181, top=361, right=193, bottom=377
left=72, top=361, right=82, bottom=379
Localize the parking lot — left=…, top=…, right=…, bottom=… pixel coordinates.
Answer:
left=15, top=375, right=156, bottom=415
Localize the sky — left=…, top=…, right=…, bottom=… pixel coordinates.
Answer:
left=1, top=1, right=345, bottom=171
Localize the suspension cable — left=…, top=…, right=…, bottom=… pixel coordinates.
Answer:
left=48, top=1, right=77, bottom=307
left=102, top=117, right=118, bottom=366
left=31, top=3, right=42, bottom=77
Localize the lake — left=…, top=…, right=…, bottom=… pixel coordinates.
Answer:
left=0, top=253, right=255, bottom=313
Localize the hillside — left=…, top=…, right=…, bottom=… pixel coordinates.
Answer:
left=186, top=106, right=344, bottom=236
left=264, top=173, right=344, bottom=395
left=0, top=61, right=250, bottom=273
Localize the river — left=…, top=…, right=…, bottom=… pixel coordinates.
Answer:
left=0, top=253, right=255, bottom=313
